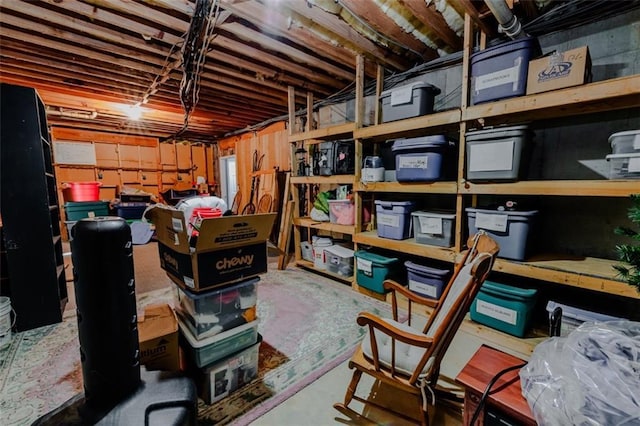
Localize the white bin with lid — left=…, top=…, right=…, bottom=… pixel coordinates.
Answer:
left=609, top=129, right=640, bottom=154
left=312, top=237, right=333, bottom=270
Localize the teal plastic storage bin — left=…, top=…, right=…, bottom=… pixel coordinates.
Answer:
left=470, top=281, right=537, bottom=337
left=64, top=201, right=110, bottom=221
left=354, top=250, right=399, bottom=293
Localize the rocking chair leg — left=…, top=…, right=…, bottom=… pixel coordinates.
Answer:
left=344, top=369, right=362, bottom=406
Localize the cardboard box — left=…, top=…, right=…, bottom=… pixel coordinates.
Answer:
left=150, top=207, right=277, bottom=292
left=138, top=304, right=180, bottom=371
left=526, top=46, right=591, bottom=95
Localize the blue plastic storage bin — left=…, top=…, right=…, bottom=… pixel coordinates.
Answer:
left=114, top=202, right=148, bottom=219
left=392, top=135, right=452, bottom=182
left=355, top=250, right=399, bottom=293
left=470, top=37, right=539, bottom=104
left=470, top=281, right=538, bottom=337
left=375, top=200, right=415, bottom=240
left=466, top=208, right=538, bottom=261
left=405, top=261, right=450, bottom=299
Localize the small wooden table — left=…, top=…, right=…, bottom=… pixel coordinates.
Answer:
left=456, top=345, right=536, bottom=426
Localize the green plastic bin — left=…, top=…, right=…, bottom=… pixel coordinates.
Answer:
left=470, top=281, right=537, bottom=337
left=354, top=250, right=399, bottom=294
left=64, top=201, right=109, bottom=221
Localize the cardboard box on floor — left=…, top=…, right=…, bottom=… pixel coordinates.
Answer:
left=526, top=46, right=591, bottom=95
left=138, top=303, right=180, bottom=371
left=150, top=207, right=277, bottom=292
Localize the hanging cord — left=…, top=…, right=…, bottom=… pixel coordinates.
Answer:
left=418, top=377, right=437, bottom=412
left=469, top=362, right=528, bottom=425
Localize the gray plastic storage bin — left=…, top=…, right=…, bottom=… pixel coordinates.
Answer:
left=470, top=37, right=539, bottom=104
left=466, top=208, right=538, bottom=260
left=375, top=200, right=415, bottom=240
left=412, top=210, right=455, bottom=247
left=606, top=153, right=640, bottom=179
left=609, top=130, right=640, bottom=154
left=380, top=82, right=441, bottom=123
left=392, top=135, right=451, bottom=182
left=405, top=261, right=450, bottom=300
left=465, top=125, right=532, bottom=181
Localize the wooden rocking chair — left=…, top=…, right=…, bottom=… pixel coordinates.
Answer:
left=334, top=232, right=499, bottom=425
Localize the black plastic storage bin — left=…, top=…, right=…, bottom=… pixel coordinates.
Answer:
left=314, top=141, right=335, bottom=176
left=334, top=140, right=355, bottom=175
left=470, top=37, right=539, bottom=105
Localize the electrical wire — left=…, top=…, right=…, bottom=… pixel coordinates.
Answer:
left=469, top=362, right=528, bottom=425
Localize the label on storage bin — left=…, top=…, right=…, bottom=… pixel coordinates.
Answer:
left=474, top=60, right=521, bottom=92
left=378, top=213, right=400, bottom=228
left=398, top=155, right=428, bottom=169
left=409, top=279, right=437, bottom=298
left=634, top=134, right=640, bottom=150
left=475, top=213, right=508, bottom=232
left=468, top=140, right=515, bottom=172
left=390, top=86, right=413, bottom=106
left=356, top=258, right=373, bottom=277
left=419, top=217, right=443, bottom=235
left=629, top=157, right=640, bottom=172
left=476, top=299, right=518, bottom=325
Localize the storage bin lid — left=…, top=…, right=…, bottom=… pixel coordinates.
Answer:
left=374, top=200, right=415, bottom=207
left=312, top=237, right=333, bottom=246
left=380, top=81, right=441, bottom=98
left=411, top=210, right=456, bottom=220
left=392, top=135, right=449, bottom=151
left=546, top=301, right=623, bottom=323
left=178, top=317, right=259, bottom=348
left=480, top=281, right=537, bottom=300
left=605, top=153, right=640, bottom=161
left=404, top=261, right=449, bottom=277
left=64, top=201, right=109, bottom=209
left=465, top=207, right=538, bottom=217
left=354, top=250, right=398, bottom=265
left=324, top=245, right=354, bottom=258
left=608, top=129, right=640, bottom=145
left=465, top=125, right=531, bottom=141
left=327, top=199, right=351, bottom=204
left=470, top=36, right=537, bottom=62
left=176, top=277, right=259, bottom=300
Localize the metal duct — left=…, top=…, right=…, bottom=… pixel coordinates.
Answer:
left=47, top=107, right=98, bottom=119
left=485, top=0, right=527, bottom=39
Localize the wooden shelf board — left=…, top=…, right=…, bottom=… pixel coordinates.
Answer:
left=354, top=231, right=458, bottom=263
left=459, top=179, right=640, bottom=197
left=295, top=259, right=354, bottom=284
left=294, top=217, right=356, bottom=235
left=354, top=109, right=461, bottom=140
left=355, top=181, right=458, bottom=194
left=288, top=122, right=356, bottom=143
left=492, top=255, right=639, bottom=299
left=291, top=175, right=355, bottom=185
left=463, top=75, right=640, bottom=123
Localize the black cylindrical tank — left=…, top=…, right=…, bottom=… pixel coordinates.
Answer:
left=71, top=217, right=140, bottom=410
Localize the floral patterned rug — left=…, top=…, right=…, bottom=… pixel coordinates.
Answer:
left=0, top=266, right=393, bottom=425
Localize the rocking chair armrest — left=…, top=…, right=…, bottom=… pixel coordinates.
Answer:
left=383, top=280, right=440, bottom=309
left=356, top=312, right=434, bottom=348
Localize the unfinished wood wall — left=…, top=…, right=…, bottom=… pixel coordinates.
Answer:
left=217, top=121, right=291, bottom=214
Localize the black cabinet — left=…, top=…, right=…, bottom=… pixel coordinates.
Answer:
left=1, top=83, right=68, bottom=331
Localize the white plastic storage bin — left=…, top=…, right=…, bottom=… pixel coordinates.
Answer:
left=606, top=153, right=640, bottom=179
left=465, top=125, right=532, bottom=181
left=328, top=199, right=355, bottom=225
left=300, top=241, right=313, bottom=262
left=199, top=334, right=261, bottom=404
left=324, top=245, right=355, bottom=277
left=178, top=318, right=259, bottom=368
left=312, top=237, right=333, bottom=270
left=546, top=301, right=625, bottom=337
left=392, top=135, right=452, bottom=182
left=380, top=82, right=441, bottom=123
left=470, top=37, right=539, bottom=104
left=375, top=200, right=415, bottom=240
left=173, top=277, right=258, bottom=340
left=466, top=208, right=538, bottom=261
left=405, top=261, right=450, bottom=300
left=411, top=210, right=455, bottom=248
left=609, top=129, right=640, bottom=154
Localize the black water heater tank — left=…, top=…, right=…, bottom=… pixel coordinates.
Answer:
left=71, top=217, right=140, bottom=410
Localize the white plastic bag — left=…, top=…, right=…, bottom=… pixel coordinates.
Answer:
left=520, top=320, right=640, bottom=426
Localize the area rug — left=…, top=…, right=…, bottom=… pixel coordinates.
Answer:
left=0, top=265, right=394, bottom=425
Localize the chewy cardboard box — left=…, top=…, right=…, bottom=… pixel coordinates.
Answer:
left=138, top=303, right=180, bottom=371
left=526, top=46, right=591, bottom=95
left=151, top=207, right=277, bottom=292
